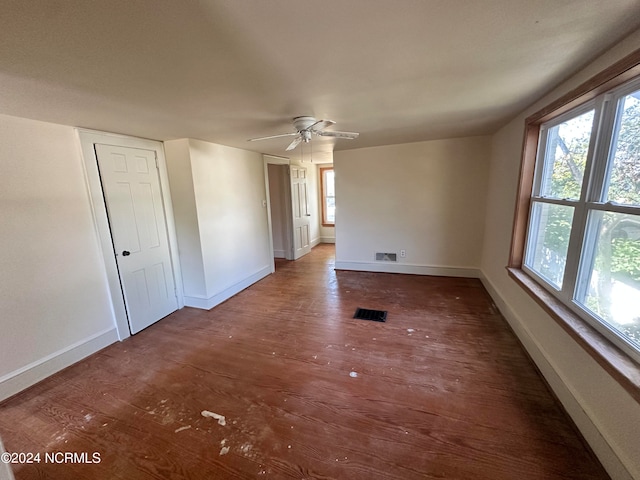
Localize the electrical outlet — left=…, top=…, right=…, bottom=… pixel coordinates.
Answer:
left=400, top=249, right=406, bottom=258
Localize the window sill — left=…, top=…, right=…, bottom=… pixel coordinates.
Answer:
left=507, top=267, right=640, bottom=403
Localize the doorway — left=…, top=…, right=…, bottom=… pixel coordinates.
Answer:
left=267, top=163, right=293, bottom=262
left=78, top=130, right=183, bottom=340
left=264, top=155, right=316, bottom=272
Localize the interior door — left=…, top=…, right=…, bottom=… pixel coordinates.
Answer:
left=95, top=144, right=178, bottom=334
left=290, top=165, right=312, bottom=259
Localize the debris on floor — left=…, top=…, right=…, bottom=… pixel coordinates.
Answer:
left=201, top=410, right=226, bottom=426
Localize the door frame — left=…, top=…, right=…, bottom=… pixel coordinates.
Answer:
left=77, top=129, right=184, bottom=340
left=263, top=155, right=294, bottom=271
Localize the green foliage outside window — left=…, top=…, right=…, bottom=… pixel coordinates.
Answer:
left=542, top=94, right=640, bottom=335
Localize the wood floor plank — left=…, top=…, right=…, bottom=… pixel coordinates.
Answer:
left=0, top=245, right=609, bottom=479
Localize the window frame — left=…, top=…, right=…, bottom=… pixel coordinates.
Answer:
left=320, top=166, right=335, bottom=227
left=509, top=48, right=640, bottom=404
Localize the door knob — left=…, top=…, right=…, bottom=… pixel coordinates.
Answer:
left=122, top=250, right=131, bottom=256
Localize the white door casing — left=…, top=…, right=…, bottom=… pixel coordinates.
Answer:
left=290, top=165, right=311, bottom=259
left=95, top=144, right=178, bottom=334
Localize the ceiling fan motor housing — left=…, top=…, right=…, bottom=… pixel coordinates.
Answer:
left=293, top=116, right=317, bottom=132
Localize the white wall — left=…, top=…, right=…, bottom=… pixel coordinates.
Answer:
left=481, top=31, right=640, bottom=480
left=305, top=161, right=321, bottom=247
left=163, top=139, right=207, bottom=298
left=165, top=139, right=272, bottom=309
left=0, top=114, right=117, bottom=400
left=334, top=136, right=490, bottom=276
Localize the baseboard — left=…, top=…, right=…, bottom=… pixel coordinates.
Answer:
left=311, top=237, right=321, bottom=248
left=334, top=260, right=480, bottom=278
left=273, top=249, right=286, bottom=258
left=320, top=236, right=335, bottom=244
left=479, top=272, right=633, bottom=480
left=184, top=265, right=271, bottom=310
left=0, top=327, right=118, bottom=402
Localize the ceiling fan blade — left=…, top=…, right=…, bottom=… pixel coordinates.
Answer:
left=308, top=119, right=336, bottom=132
left=315, top=130, right=359, bottom=139
left=248, top=132, right=298, bottom=142
left=285, top=136, right=303, bottom=151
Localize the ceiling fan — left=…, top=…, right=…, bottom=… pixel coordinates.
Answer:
left=248, top=116, right=359, bottom=151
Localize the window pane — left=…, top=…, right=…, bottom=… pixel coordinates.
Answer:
left=323, top=169, right=335, bottom=224
left=326, top=197, right=335, bottom=223
left=576, top=211, right=640, bottom=349
left=325, top=170, right=335, bottom=197
left=540, top=110, right=594, bottom=200
left=526, top=202, right=574, bottom=289
left=604, top=90, right=640, bottom=205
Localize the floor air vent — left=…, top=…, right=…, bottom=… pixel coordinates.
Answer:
left=353, top=307, right=387, bottom=322
left=375, top=252, right=397, bottom=262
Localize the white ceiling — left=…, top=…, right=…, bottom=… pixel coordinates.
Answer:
left=2, top=1, right=640, bottom=163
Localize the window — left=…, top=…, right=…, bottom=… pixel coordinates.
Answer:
left=320, top=167, right=335, bottom=226
left=523, top=79, right=640, bottom=362
left=503, top=46, right=640, bottom=396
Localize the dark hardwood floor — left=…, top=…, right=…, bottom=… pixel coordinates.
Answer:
left=0, top=244, right=609, bottom=479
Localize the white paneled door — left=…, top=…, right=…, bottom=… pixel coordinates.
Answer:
left=95, top=144, right=178, bottom=334
left=290, top=165, right=311, bottom=259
